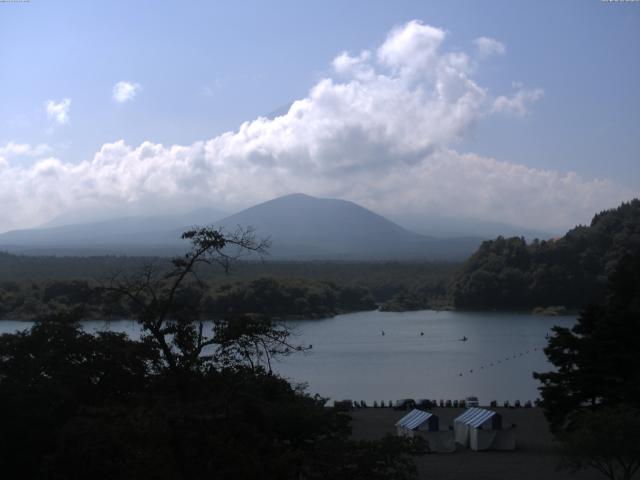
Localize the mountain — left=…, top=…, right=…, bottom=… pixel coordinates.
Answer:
left=264, top=102, right=293, bottom=120
left=0, top=208, right=226, bottom=255
left=210, top=193, right=482, bottom=260
left=0, top=194, right=483, bottom=259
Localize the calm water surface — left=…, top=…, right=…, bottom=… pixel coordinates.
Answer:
left=1, top=310, right=572, bottom=404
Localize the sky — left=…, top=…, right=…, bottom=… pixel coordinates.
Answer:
left=0, top=0, right=639, bottom=233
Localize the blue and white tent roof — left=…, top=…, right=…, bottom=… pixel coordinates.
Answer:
left=454, top=407, right=498, bottom=428
left=395, top=409, right=434, bottom=430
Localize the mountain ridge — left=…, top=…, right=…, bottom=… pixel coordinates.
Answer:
left=209, top=193, right=480, bottom=260
left=0, top=193, right=483, bottom=259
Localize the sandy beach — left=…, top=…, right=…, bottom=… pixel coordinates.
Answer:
left=350, top=407, right=602, bottom=480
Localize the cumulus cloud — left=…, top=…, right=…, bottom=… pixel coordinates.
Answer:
left=377, top=20, right=447, bottom=77
left=112, top=81, right=141, bottom=103
left=0, top=21, right=631, bottom=233
left=45, top=98, right=71, bottom=125
left=493, top=84, right=544, bottom=117
left=473, top=36, right=506, bottom=59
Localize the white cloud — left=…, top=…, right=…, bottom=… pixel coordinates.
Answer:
left=45, top=98, right=71, bottom=125
left=0, top=142, right=51, bottom=158
left=377, top=20, right=447, bottom=78
left=493, top=86, right=544, bottom=117
left=0, top=21, right=630, bottom=233
left=333, top=50, right=373, bottom=80
left=473, top=36, right=506, bottom=59
left=112, top=81, right=141, bottom=103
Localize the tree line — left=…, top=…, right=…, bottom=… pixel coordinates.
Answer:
left=0, top=257, right=458, bottom=319
left=0, top=276, right=377, bottom=321
left=450, top=199, right=640, bottom=310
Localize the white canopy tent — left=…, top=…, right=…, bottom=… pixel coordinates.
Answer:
left=395, top=409, right=454, bottom=452
left=454, top=407, right=516, bottom=451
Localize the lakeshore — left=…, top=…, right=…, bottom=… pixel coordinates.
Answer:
left=350, top=407, right=601, bottom=480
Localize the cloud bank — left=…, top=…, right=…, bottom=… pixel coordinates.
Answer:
left=0, top=21, right=632, bottom=233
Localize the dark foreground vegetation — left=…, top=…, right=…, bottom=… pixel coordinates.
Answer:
left=534, top=251, right=640, bottom=480
left=0, top=228, right=418, bottom=479
left=451, top=200, right=640, bottom=310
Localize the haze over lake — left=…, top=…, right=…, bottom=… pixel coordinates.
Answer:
left=1, top=310, right=571, bottom=404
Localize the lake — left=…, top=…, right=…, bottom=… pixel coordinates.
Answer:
left=0, top=310, right=572, bottom=405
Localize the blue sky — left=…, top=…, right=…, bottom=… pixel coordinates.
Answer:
left=0, top=0, right=638, bottom=232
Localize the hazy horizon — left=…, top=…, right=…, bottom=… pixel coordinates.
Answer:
left=0, top=191, right=561, bottom=243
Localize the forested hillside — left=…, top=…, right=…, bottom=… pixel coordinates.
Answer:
left=0, top=277, right=377, bottom=321
left=0, top=254, right=457, bottom=319
left=450, top=199, right=640, bottom=310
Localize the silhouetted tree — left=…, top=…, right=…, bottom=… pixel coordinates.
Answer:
left=534, top=252, right=640, bottom=480
left=104, top=226, right=286, bottom=375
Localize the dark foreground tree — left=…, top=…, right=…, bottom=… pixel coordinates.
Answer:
left=558, top=406, right=640, bottom=480
left=0, top=315, right=155, bottom=478
left=104, top=226, right=275, bottom=374
left=0, top=227, right=418, bottom=480
left=534, top=252, right=640, bottom=480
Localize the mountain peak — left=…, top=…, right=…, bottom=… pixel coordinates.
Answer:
left=274, top=192, right=316, bottom=201
left=213, top=194, right=480, bottom=259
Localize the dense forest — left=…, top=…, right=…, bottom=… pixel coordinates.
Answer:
left=0, top=277, right=377, bottom=321
left=0, top=255, right=457, bottom=319
left=450, top=199, right=640, bottom=310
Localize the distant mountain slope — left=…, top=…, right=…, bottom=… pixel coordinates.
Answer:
left=0, top=194, right=483, bottom=259
left=0, top=208, right=226, bottom=254
left=391, top=214, right=556, bottom=240
left=212, top=193, right=481, bottom=260
left=450, top=199, right=640, bottom=309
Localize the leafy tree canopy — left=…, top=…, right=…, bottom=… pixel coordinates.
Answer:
left=451, top=199, right=640, bottom=310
